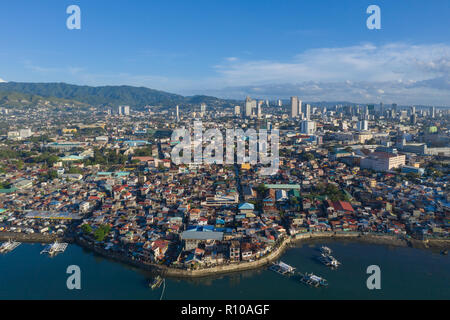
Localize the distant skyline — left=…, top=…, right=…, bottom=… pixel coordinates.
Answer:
left=0, top=0, right=449, bottom=105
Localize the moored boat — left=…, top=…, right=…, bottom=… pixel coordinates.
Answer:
left=299, top=273, right=328, bottom=287
left=0, top=240, right=21, bottom=253
left=320, top=246, right=332, bottom=255
left=318, top=253, right=341, bottom=268
left=40, top=240, right=68, bottom=256
left=269, top=261, right=296, bottom=276
left=150, top=275, right=164, bottom=290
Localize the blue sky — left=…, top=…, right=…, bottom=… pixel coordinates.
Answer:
left=0, top=0, right=449, bottom=105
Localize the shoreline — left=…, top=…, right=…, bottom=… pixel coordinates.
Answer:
left=1, top=231, right=449, bottom=278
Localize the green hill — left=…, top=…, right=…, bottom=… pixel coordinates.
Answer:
left=0, top=82, right=236, bottom=108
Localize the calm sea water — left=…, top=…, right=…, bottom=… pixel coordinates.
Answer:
left=0, top=240, right=449, bottom=300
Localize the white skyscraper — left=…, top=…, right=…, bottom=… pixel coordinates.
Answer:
left=303, top=103, right=310, bottom=120
left=257, top=100, right=263, bottom=118
left=176, top=105, right=180, bottom=122
left=290, top=96, right=298, bottom=118
left=357, top=120, right=369, bottom=131
left=300, top=120, right=316, bottom=134
left=234, top=105, right=241, bottom=116
left=245, top=97, right=256, bottom=117
left=430, top=106, right=435, bottom=118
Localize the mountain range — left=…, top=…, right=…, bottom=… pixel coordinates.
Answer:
left=0, top=82, right=238, bottom=109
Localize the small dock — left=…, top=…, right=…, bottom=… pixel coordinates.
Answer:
left=40, top=241, right=68, bottom=256
left=0, top=240, right=21, bottom=253
left=269, top=261, right=296, bottom=276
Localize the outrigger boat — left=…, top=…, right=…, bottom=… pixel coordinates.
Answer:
left=320, top=246, right=332, bottom=255
left=0, top=240, right=21, bottom=253
left=299, top=273, right=328, bottom=287
left=40, top=240, right=68, bottom=256
left=150, top=275, right=164, bottom=290
left=269, top=261, right=296, bottom=276
left=318, top=253, right=341, bottom=268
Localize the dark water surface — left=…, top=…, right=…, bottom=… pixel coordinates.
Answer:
left=0, top=240, right=448, bottom=299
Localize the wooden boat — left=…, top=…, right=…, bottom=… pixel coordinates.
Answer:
left=150, top=275, right=164, bottom=290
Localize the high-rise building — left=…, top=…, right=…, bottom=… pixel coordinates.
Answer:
left=257, top=100, right=263, bottom=119
left=234, top=105, right=241, bottom=116
left=277, top=99, right=282, bottom=107
left=245, top=96, right=256, bottom=117
left=357, top=120, right=369, bottom=131
left=200, top=103, right=207, bottom=113
left=176, top=105, right=180, bottom=122
left=303, top=103, right=310, bottom=120
left=300, top=120, right=316, bottom=134
left=123, top=105, right=130, bottom=116
left=290, top=96, right=298, bottom=118
left=430, top=106, right=435, bottom=118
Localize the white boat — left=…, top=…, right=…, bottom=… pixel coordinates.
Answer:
left=40, top=240, right=68, bottom=256
left=320, top=246, right=332, bottom=255
left=0, top=240, right=21, bottom=253
left=318, top=253, right=341, bottom=268
left=269, top=261, right=296, bottom=275
left=300, top=273, right=328, bottom=287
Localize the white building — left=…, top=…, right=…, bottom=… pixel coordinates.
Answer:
left=360, top=152, right=405, bottom=172
left=357, top=120, right=369, bottom=132
left=290, top=96, right=298, bottom=118
left=301, top=120, right=316, bottom=134
left=245, top=97, right=256, bottom=117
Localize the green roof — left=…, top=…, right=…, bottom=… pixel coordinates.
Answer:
left=0, top=188, right=17, bottom=194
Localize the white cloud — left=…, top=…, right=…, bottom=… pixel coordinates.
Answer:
left=0, top=78, right=6, bottom=83
left=213, top=43, right=450, bottom=86
left=200, top=42, right=450, bottom=105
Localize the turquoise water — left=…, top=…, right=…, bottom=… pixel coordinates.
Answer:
left=0, top=240, right=449, bottom=300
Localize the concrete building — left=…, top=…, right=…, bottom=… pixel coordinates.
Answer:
left=357, top=120, right=369, bottom=132
left=245, top=97, right=256, bottom=117
left=360, top=152, right=406, bottom=172
left=303, top=103, right=310, bottom=120
left=181, top=228, right=224, bottom=250
left=290, top=96, right=298, bottom=118
left=300, top=120, right=316, bottom=134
